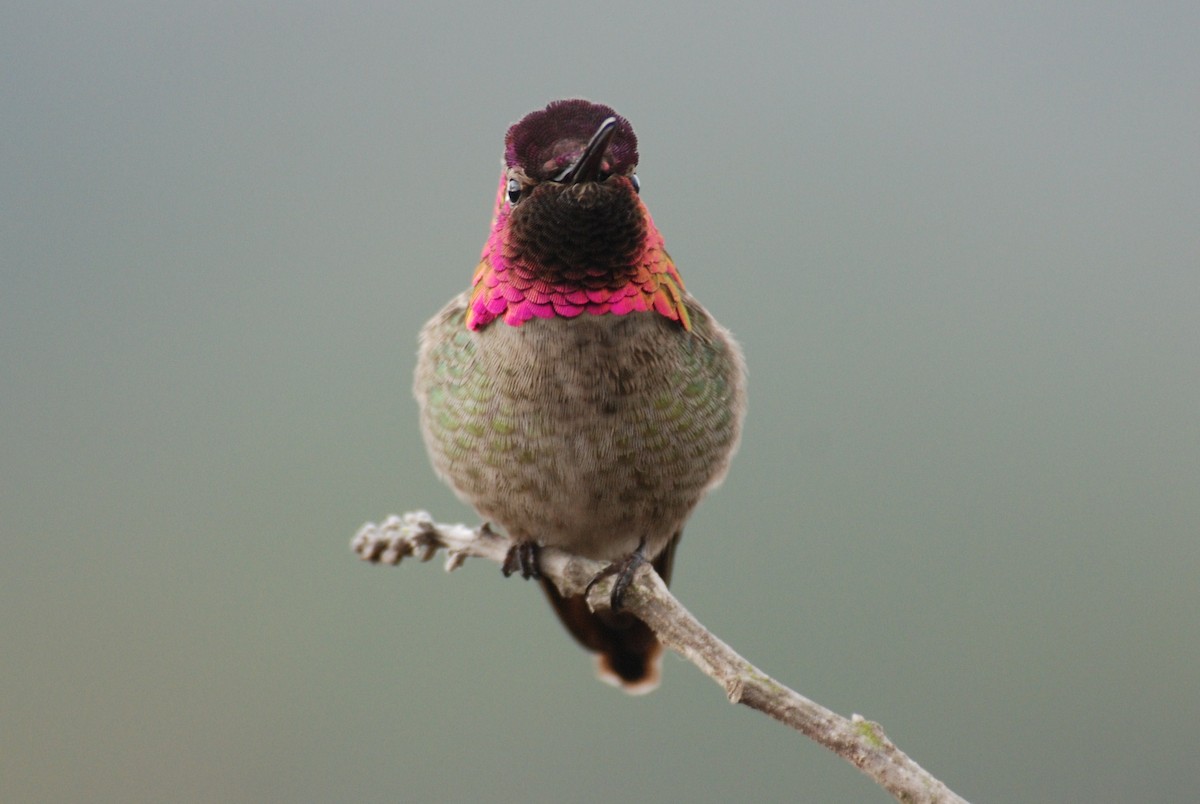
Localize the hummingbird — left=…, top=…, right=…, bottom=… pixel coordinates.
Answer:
left=414, top=99, right=746, bottom=693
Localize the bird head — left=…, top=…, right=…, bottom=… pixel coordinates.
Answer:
left=467, top=100, right=689, bottom=331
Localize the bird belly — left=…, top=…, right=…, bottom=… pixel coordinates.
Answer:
left=416, top=296, right=743, bottom=562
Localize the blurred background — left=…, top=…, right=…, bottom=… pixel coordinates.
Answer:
left=3, top=3, right=1197, bottom=801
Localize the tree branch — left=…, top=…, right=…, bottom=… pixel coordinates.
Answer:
left=352, top=511, right=968, bottom=804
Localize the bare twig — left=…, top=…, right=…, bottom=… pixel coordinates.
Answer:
left=352, top=511, right=968, bottom=804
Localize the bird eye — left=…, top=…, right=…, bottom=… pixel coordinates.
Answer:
left=630, top=174, right=641, bottom=193
left=506, top=178, right=522, bottom=204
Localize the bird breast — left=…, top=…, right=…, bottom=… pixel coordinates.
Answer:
left=415, top=293, right=745, bottom=561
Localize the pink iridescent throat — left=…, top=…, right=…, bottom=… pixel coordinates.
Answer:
left=466, top=175, right=692, bottom=332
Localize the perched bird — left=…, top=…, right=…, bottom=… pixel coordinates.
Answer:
left=415, top=99, right=746, bottom=693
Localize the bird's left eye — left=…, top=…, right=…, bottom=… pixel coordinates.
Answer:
left=630, top=174, right=641, bottom=193
left=506, top=178, right=522, bottom=204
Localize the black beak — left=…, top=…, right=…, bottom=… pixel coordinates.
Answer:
left=555, top=117, right=617, bottom=184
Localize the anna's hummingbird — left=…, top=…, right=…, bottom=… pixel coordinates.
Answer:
left=415, top=99, right=747, bottom=693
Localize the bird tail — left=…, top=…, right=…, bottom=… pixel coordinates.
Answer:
left=538, top=532, right=679, bottom=694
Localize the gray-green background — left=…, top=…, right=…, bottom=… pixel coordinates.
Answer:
left=4, top=3, right=1197, bottom=802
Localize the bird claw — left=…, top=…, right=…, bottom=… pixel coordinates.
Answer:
left=502, top=541, right=542, bottom=580
left=586, top=538, right=648, bottom=611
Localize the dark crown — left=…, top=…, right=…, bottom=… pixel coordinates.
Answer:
left=505, top=99, right=638, bottom=180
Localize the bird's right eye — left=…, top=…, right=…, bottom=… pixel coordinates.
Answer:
left=507, top=178, right=522, bottom=204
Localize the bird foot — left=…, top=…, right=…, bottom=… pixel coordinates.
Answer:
left=585, top=538, right=648, bottom=611
left=502, top=541, right=542, bottom=580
